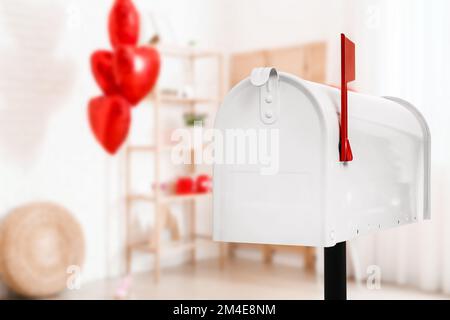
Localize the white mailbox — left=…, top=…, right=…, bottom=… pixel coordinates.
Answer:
left=213, top=67, right=430, bottom=247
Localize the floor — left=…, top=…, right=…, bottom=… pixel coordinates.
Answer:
left=59, top=259, right=449, bottom=300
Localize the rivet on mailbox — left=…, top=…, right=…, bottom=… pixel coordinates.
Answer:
left=213, top=34, right=430, bottom=300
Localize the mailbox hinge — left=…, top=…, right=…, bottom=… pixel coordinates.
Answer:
left=251, top=67, right=279, bottom=125
left=340, top=34, right=355, bottom=162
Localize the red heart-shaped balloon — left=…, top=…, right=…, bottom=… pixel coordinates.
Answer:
left=88, top=95, right=131, bottom=154
left=108, top=0, right=140, bottom=49
left=113, top=45, right=160, bottom=105
left=90, top=50, right=118, bottom=95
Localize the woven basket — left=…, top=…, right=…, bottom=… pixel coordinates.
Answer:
left=0, top=202, right=85, bottom=298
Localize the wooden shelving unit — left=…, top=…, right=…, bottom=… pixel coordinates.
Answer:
left=124, top=45, right=225, bottom=282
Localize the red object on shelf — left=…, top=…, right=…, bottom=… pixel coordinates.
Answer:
left=108, top=0, right=140, bottom=49
left=88, top=95, right=131, bottom=154
left=113, top=45, right=161, bottom=105
left=91, top=50, right=118, bottom=95
left=340, top=33, right=355, bottom=162
left=195, top=175, right=211, bottom=193
left=175, top=177, right=194, bottom=195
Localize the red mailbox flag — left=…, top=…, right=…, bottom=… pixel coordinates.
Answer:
left=340, top=33, right=355, bottom=162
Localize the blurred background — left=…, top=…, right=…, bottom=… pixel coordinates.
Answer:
left=0, top=0, right=449, bottom=299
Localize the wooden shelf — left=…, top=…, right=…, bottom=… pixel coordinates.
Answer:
left=127, top=192, right=212, bottom=204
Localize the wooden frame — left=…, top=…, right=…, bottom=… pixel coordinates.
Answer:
left=229, top=42, right=326, bottom=86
